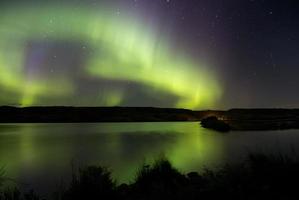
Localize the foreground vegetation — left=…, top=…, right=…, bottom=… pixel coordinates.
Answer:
left=1, top=153, right=299, bottom=200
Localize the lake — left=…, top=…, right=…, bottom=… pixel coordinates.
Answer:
left=1, top=122, right=299, bottom=195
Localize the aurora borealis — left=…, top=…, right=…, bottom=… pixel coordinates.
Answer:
left=2, top=1, right=299, bottom=197
left=0, top=1, right=221, bottom=109
left=1, top=0, right=299, bottom=109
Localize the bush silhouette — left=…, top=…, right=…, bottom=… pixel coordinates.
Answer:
left=3, top=153, right=299, bottom=200
left=62, top=166, right=116, bottom=200
left=131, top=158, right=188, bottom=199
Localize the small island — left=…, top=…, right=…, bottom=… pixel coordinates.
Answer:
left=200, top=116, right=231, bottom=132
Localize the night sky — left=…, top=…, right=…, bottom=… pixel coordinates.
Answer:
left=0, top=0, right=299, bottom=109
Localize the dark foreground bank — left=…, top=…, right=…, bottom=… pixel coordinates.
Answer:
left=2, top=106, right=299, bottom=130
left=1, top=153, right=299, bottom=200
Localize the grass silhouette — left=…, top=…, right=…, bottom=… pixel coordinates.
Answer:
left=61, top=166, right=116, bottom=200
left=2, top=153, right=299, bottom=200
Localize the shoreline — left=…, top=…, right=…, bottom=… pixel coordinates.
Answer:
left=1, top=106, right=299, bottom=131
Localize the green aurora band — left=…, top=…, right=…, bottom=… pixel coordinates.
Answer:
left=0, top=4, right=222, bottom=109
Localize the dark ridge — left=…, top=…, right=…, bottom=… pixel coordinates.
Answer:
left=1, top=106, right=299, bottom=131
left=0, top=106, right=197, bottom=123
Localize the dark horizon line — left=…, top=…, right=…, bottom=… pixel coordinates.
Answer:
left=1, top=105, right=299, bottom=112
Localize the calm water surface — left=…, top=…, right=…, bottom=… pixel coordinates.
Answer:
left=1, top=122, right=299, bottom=194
